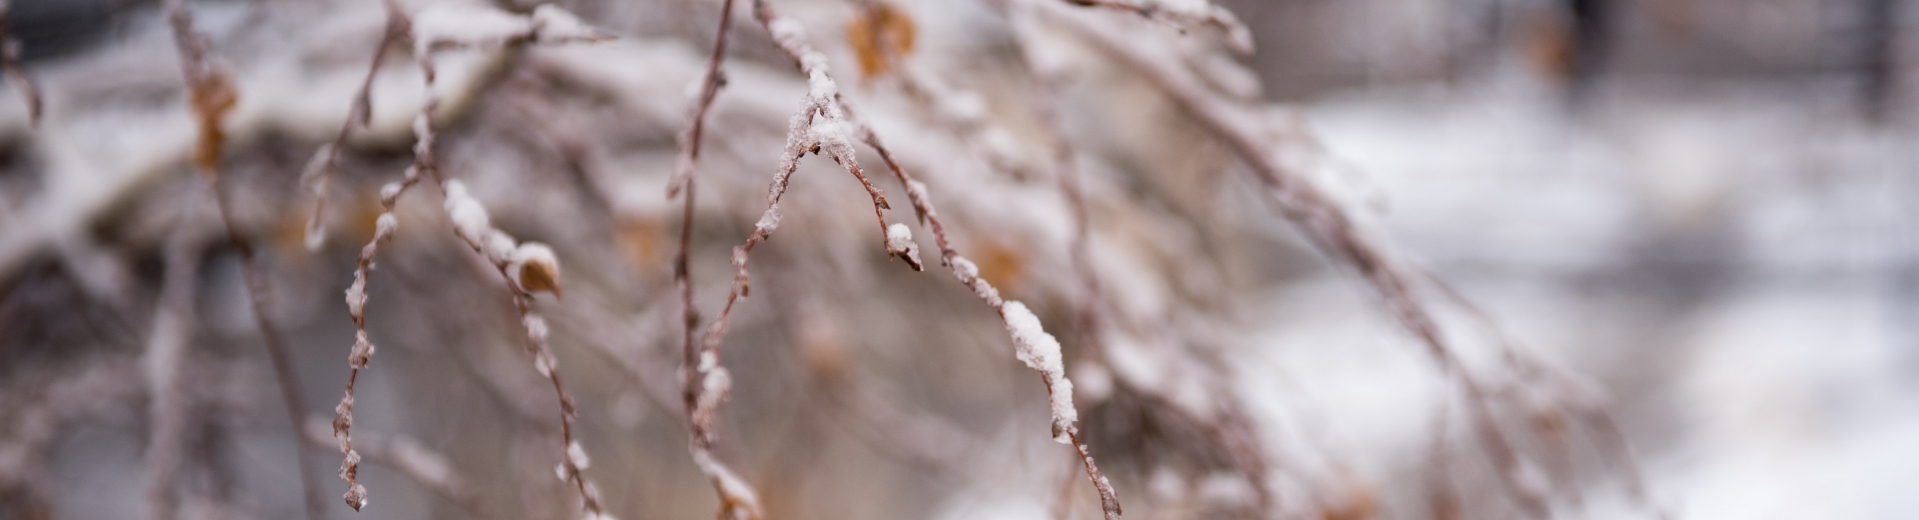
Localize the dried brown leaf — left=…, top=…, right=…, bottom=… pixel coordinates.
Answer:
left=845, top=2, right=916, bottom=79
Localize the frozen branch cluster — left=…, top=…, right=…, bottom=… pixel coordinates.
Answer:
left=325, top=2, right=612, bottom=516
left=0, top=0, right=1668, bottom=519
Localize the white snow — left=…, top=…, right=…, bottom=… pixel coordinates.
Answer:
left=442, top=180, right=491, bottom=246
left=522, top=314, right=549, bottom=341
left=565, top=440, right=591, bottom=470
left=373, top=213, right=397, bottom=240
left=345, top=270, right=368, bottom=318
left=884, top=223, right=922, bottom=266
left=1001, top=300, right=1078, bottom=443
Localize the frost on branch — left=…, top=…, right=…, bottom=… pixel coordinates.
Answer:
left=885, top=223, right=923, bottom=270
left=1002, top=301, right=1079, bottom=443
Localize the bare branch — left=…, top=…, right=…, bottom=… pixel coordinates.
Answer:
left=725, top=4, right=1125, bottom=515
left=159, top=1, right=325, bottom=516
left=301, top=0, right=411, bottom=252
left=301, top=416, right=489, bottom=518
left=330, top=3, right=613, bottom=513
left=666, top=1, right=773, bottom=517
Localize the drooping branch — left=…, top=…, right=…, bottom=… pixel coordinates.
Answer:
left=723, top=4, right=1123, bottom=515
left=300, top=417, right=489, bottom=518
left=301, top=0, right=411, bottom=252
left=158, top=1, right=325, bottom=517
left=665, top=0, right=773, bottom=517
left=1002, top=1, right=1281, bottom=510
left=327, top=3, right=612, bottom=514
left=1033, top=3, right=1616, bottom=515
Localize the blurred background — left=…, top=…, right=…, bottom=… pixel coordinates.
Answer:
left=1, top=0, right=1916, bottom=519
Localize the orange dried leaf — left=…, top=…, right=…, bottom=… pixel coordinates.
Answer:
left=844, top=2, right=916, bottom=79
left=615, top=216, right=666, bottom=270
left=189, top=71, right=238, bottom=172
left=975, top=239, right=1027, bottom=294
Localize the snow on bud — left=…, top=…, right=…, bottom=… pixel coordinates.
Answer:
left=443, top=180, right=491, bottom=245
left=483, top=230, right=517, bottom=265
left=345, top=270, right=368, bottom=318
left=349, top=330, right=375, bottom=367
left=1001, top=300, right=1078, bottom=443
left=754, top=207, right=782, bottom=235
left=953, top=256, right=979, bottom=280
left=695, top=367, right=732, bottom=414
left=806, top=67, right=837, bottom=103
left=379, top=181, right=403, bottom=203
left=566, top=440, right=591, bottom=470
left=373, top=213, right=398, bottom=241
left=884, top=223, right=922, bottom=270
left=523, top=314, right=550, bottom=341
left=534, top=351, right=555, bottom=378
left=509, top=242, right=563, bottom=296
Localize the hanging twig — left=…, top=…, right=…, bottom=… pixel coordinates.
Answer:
left=159, top=0, right=326, bottom=517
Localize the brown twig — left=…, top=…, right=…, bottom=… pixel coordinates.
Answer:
left=159, top=1, right=326, bottom=517
left=300, top=416, right=490, bottom=518
left=855, top=102, right=1131, bottom=516
left=753, top=2, right=1124, bottom=507
left=666, top=1, right=773, bottom=518
left=301, top=0, right=411, bottom=252
left=330, top=4, right=612, bottom=513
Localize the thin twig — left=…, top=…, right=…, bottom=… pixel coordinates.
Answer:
left=1037, top=4, right=1552, bottom=515
left=667, top=0, right=773, bottom=517
left=300, top=417, right=490, bottom=519
left=742, top=2, right=1123, bottom=509
left=330, top=4, right=612, bottom=513
left=159, top=0, right=325, bottom=517
left=301, top=0, right=411, bottom=252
